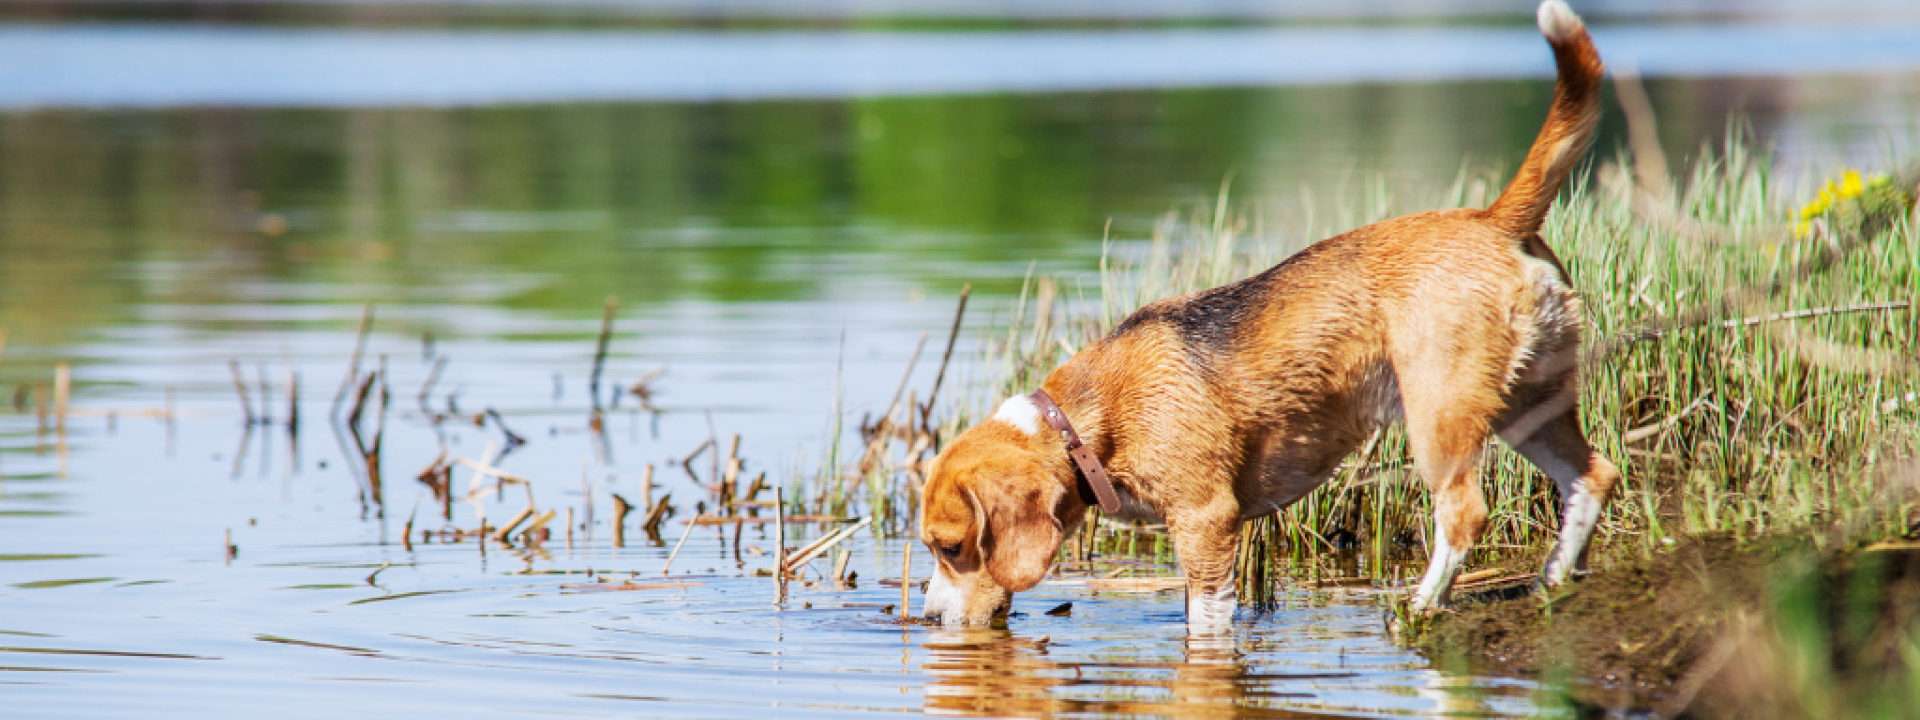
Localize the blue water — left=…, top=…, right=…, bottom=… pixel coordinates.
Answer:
left=4, top=23, right=1920, bottom=107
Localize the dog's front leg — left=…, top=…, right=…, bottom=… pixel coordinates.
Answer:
left=1169, top=506, right=1240, bottom=636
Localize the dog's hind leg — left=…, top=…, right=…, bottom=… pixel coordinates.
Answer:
left=1406, top=450, right=1488, bottom=612
left=1502, top=408, right=1620, bottom=586
left=1397, top=347, right=1509, bottom=612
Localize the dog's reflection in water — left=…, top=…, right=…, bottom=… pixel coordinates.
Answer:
left=919, top=628, right=1379, bottom=719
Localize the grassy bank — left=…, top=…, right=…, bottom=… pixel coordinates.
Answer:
left=959, top=137, right=1920, bottom=571
left=828, top=137, right=1920, bottom=560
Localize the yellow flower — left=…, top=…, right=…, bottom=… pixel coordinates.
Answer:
left=1793, top=168, right=1894, bottom=236
left=1799, top=189, right=1832, bottom=220
left=1838, top=170, right=1864, bottom=199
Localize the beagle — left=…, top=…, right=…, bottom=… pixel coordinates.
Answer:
left=919, top=0, right=1618, bottom=635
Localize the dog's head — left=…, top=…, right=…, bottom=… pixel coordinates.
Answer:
left=918, top=410, right=1076, bottom=627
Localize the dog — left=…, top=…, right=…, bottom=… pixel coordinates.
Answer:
left=918, top=0, right=1617, bottom=635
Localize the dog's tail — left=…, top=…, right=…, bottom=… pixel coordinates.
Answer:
left=1482, top=0, right=1605, bottom=238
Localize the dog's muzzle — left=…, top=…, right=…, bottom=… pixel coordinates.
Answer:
left=923, top=566, right=962, bottom=624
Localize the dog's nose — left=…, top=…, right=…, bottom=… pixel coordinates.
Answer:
left=922, top=610, right=944, bottom=624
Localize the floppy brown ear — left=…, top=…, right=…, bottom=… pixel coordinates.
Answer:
left=974, top=482, right=1064, bottom=592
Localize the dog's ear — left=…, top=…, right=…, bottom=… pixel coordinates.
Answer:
left=971, top=481, right=1063, bottom=592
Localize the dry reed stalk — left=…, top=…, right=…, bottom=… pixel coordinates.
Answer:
left=899, top=540, right=912, bottom=620
left=286, top=370, right=300, bottom=437
left=611, top=493, right=633, bottom=548
left=229, top=360, right=256, bottom=425
left=705, top=411, right=719, bottom=493
left=493, top=507, right=534, bottom=543
left=775, top=486, right=787, bottom=604
left=921, top=285, right=970, bottom=434
left=833, top=549, right=851, bottom=583
left=417, top=356, right=446, bottom=414
left=682, top=439, right=712, bottom=483
left=642, top=493, right=670, bottom=538
left=331, top=303, right=373, bottom=419
left=580, top=455, right=593, bottom=537
left=589, top=296, right=616, bottom=410
left=34, top=382, right=46, bottom=448
left=255, top=363, right=271, bottom=425
left=784, top=516, right=873, bottom=572
left=885, top=333, right=929, bottom=426
left=641, top=464, right=655, bottom=512
left=53, top=362, right=69, bottom=436
left=662, top=512, right=698, bottom=576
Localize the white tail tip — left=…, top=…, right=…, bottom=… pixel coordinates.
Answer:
left=1537, top=0, right=1584, bottom=42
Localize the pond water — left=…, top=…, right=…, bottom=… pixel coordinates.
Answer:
left=3, top=9, right=1919, bottom=717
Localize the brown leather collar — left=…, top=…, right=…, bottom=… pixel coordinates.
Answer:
left=1028, top=389, right=1122, bottom=514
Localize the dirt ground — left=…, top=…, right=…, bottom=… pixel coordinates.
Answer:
left=1415, top=534, right=1920, bottom=718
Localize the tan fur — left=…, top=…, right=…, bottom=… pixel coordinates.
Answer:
left=919, top=1, right=1620, bottom=631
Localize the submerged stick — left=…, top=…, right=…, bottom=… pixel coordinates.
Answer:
left=922, top=284, right=970, bottom=434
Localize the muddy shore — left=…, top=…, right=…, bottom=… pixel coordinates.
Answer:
left=1415, top=534, right=1920, bottom=718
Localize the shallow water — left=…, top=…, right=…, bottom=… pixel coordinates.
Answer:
left=3, top=9, right=1920, bottom=717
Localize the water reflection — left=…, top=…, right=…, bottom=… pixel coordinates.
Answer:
left=922, top=628, right=1386, bottom=718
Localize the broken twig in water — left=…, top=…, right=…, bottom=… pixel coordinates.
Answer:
left=783, top=516, right=873, bottom=572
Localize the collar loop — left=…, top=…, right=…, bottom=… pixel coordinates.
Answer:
left=1027, top=389, right=1122, bottom=514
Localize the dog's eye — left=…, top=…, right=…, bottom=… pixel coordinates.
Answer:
left=938, top=544, right=961, bottom=559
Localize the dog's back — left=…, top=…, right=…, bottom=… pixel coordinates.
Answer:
left=1077, top=1, right=1606, bottom=517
